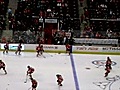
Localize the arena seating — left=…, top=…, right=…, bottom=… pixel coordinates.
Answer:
left=0, top=0, right=9, bottom=30
left=84, top=0, right=120, bottom=39
left=14, top=0, right=80, bottom=28
left=10, top=0, right=80, bottom=44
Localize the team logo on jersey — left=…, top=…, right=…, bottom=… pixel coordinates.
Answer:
left=92, top=60, right=117, bottom=67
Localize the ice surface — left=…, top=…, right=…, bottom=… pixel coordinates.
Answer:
left=0, top=51, right=120, bottom=90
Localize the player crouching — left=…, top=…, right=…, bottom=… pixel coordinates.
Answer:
left=0, top=60, right=7, bottom=74
left=36, top=44, right=44, bottom=57
left=56, top=74, right=63, bottom=86
left=27, top=66, right=35, bottom=79
left=30, top=77, right=38, bottom=90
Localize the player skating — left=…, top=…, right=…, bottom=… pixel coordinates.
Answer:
left=24, top=66, right=35, bottom=83
left=104, top=57, right=112, bottom=77
left=56, top=74, right=63, bottom=86
left=15, top=43, right=22, bottom=55
left=27, top=66, right=35, bottom=79
left=30, top=77, right=38, bottom=90
left=104, top=66, right=111, bottom=77
left=0, top=60, right=7, bottom=74
left=36, top=44, right=44, bottom=57
left=105, top=57, right=112, bottom=70
left=3, top=42, right=9, bottom=54
left=65, top=43, right=71, bottom=55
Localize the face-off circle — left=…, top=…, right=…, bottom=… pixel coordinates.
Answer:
left=92, top=60, right=117, bottom=67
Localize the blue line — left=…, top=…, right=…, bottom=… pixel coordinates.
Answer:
left=70, top=54, right=80, bottom=90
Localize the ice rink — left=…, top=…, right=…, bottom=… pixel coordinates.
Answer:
left=0, top=51, right=120, bottom=90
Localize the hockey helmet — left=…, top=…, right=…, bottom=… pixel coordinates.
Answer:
left=27, top=65, right=30, bottom=68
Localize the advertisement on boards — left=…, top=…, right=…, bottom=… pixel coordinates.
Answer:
left=1, top=44, right=24, bottom=50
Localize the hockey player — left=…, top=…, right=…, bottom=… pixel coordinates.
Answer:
left=56, top=74, right=63, bottom=86
left=36, top=44, right=44, bottom=57
left=26, top=66, right=35, bottom=79
left=105, top=57, right=112, bottom=70
left=15, top=43, right=22, bottom=55
left=65, top=43, right=71, bottom=55
left=3, top=42, right=9, bottom=54
left=104, top=66, right=111, bottom=77
left=104, top=57, right=112, bottom=77
left=30, top=77, right=38, bottom=90
left=0, top=60, right=7, bottom=74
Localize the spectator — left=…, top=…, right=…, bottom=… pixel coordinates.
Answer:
left=80, top=0, right=84, bottom=7
left=106, top=28, right=112, bottom=38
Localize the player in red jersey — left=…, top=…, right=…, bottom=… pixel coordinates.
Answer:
left=36, top=44, right=44, bottom=57
left=104, top=57, right=112, bottom=77
left=3, top=42, right=9, bottom=54
left=65, top=43, right=71, bottom=55
left=105, top=57, right=112, bottom=70
left=104, top=66, right=111, bottom=77
left=56, top=74, right=63, bottom=86
left=15, top=43, right=22, bottom=55
left=27, top=66, right=35, bottom=78
left=30, top=78, right=38, bottom=90
left=0, top=60, right=7, bottom=74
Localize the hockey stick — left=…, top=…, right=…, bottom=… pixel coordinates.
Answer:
left=45, top=52, right=53, bottom=57
left=6, top=84, right=10, bottom=90
left=58, top=85, right=61, bottom=90
left=28, top=87, right=32, bottom=90
left=42, top=55, right=46, bottom=58
left=24, top=75, right=28, bottom=83
left=39, top=54, right=46, bottom=58
left=95, top=65, right=103, bottom=68
left=36, top=53, right=46, bottom=58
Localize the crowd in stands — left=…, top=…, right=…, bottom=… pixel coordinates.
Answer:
left=14, top=0, right=80, bottom=31
left=7, top=0, right=80, bottom=44
left=87, top=0, right=120, bottom=19
left=52, top=30, right=74, bottom=45
left=0, top=0, right=9, bottom=30
left=82, top=0, right=120, bottom=40
left=0, top=0, right=120, bottom=45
